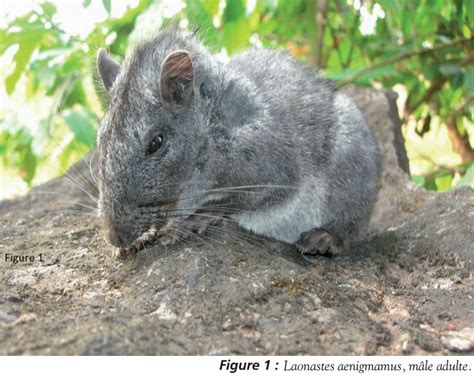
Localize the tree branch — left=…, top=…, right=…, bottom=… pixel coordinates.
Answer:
left=345, top=11, right=360, bottom=68
left=404, top=53, right=474, bottom=119
left=343, top=37, right=473, bottom=84
left=445, top=93, right=474, bottom=163
left=405, top=77, right=447, bottom=117
left=314, top=0, right=328, bottom=68
left=328, top=25, right=344, bottom=68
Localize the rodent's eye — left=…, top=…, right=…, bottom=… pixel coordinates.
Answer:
left=147, top=135, right=163, bottom=155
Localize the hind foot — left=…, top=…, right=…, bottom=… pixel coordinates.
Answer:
left=295, top=228, right=343, bottom=262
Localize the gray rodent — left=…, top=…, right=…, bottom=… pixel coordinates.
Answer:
left=96, top=27, right=380, bottom=260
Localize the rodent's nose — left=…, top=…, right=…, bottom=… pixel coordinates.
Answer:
left=107, top=224, right=128, bottom=248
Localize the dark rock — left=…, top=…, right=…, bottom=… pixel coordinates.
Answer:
left=0, top=87, right=472, bottom=355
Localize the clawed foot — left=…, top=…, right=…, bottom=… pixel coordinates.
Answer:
left=114, top=226, right=158, bottom=258
left=295, top=228, right=343, bottom=262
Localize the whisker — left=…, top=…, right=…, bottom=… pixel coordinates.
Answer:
left=162, top=214, right=275, bottom=255
left=186, top=220, right=274, bottom=254
left=31, top=190, right=95, bottom=203
left=165, top=211, right=240, bottom=225
left=45, top=209, right=99, bottom=218
left=30, top=190, right=98, bottom=211
left=65, top=177, right=98, bottom=204
left=71, top=140, right=99, bottom=186
left=155, top=184, right=296, bottom=208
left=208, top=184, right=298, bottom=192
left=168, top=223, right=210, bottom=244
left=88, top=152, right=100, bottom=186
left=56, top=201, right=98, bottom=212
left=37, top=81, right=99, bottom=202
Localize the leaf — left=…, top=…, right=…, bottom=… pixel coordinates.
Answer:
left=223, top=19, right=250, bottom=54
left=5, top=31, right=44, bottom=94
left=327, top=67, right=361, bottom=80
left=420, top=59, right=440, bottom=81
left=463, top=23, right=472, bottom=38
left=202, top=0, right=219, bottom=15
left=36, top=65, right=56, bottom=91
left=58, top=139, right=80, bottom=173
left=64, top=108, right=97, bottom=148
left=401, top=6, right=413, bottom=37
left=0, top=11, right=34, bottom=53
left=223, top=0, right=246, bottom=23
left=463, top=70, right=474, bottom=94
left=40, top=2, right=57, bottom=19
left=20, top=144, right=37, bottom=185
left=411, top=175, right=426, bottom=187
left=185, top=0, right=221, bottom=50
left=257, top=0, right=279, bottom=12
left=447, top=88, right=463, bottom=110
left=64, top=81, right=88, bottom=108
left=25, top=72, right=37, bottom=100
left=454, top=164, right=474, bottom=189
left=102, top=0, right=112, bottom=14
left=83, top=0, right=92, bottom=7
left=466, top=0, right=474, bottom=27
left=0, top=128, right=37, bottom=185
left=62, top=50, right=86, bottom=74
left=424, top=180, right=438, bottom=191
left=345, top=65, right=399, bottom=85
left=440, top=64, right=461, bottom=76
left=449, top=72, right=464, bottom=90
left=434, top=174, right=453, bottom=192
left=338, top=39, right=351, bottom=65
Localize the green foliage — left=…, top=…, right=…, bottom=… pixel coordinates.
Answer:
left=455, top=163, right=474, bottom=188
left=64, top=107, right=97, bottom=148
left=0, top=0, right=473, bottom=194
left=102, top=0, right=112, bottom=15
left=412, top=161, right=474, bottom=191
left=0, top=126, right=37, bottom=185
left=0, top=0, right=153, bottom=188
left=184, top=0, right=222, bottom=49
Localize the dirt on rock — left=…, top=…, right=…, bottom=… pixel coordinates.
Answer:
left=0, top=87, right=472, bottom=355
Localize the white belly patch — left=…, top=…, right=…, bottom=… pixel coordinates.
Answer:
left=231, top=178, right=327, bottom=244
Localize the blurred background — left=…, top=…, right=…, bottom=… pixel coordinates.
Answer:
left=0, top=0, right=473, bottom=199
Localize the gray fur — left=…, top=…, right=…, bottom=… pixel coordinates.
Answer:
left=96, top=28, right=380, bottom=250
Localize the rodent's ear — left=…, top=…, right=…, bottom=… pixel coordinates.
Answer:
left=160, top=50, right=194, bottom=109
left=97, top=48, right=120, bottom=92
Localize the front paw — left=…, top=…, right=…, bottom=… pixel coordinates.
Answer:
left=295, top=228, right=343, bottom=262
left=114, top=246, right=136, bottom=258
left=113, top=227, right=158, bottom=258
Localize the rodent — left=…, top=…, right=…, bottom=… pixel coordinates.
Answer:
left=96, top=27, right=381, bottom=261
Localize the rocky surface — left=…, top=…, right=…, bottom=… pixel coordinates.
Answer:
left=0, top=87, right=472, bottom=355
